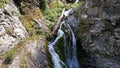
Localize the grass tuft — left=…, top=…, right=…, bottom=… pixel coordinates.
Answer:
left=3, top=51, right=14, bottom=64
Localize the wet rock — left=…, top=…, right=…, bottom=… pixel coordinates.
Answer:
left=81, top=14, right=88, bottom=20
left=66, top=15, right=78, bottom=29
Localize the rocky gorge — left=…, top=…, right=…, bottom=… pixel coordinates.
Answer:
left=0, top=0, right=120, bottom=68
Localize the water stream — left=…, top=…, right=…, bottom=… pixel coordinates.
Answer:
left=64, top=24, right=79, bottom=68
left=48, top=19, right=80, bottom=68
left=48, top=22, right=67, bottom=68
left=48, top=1, right=80, bottom=67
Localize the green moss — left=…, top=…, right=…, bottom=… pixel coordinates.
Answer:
left=55, top=37, right=65, bottom=62
left=44, top=41, right=53, bottom=68
left=72, top=2, right=85, bottom=8
left=44, top=37, right=65, bottom=67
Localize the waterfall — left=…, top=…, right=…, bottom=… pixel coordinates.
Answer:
left=48, top=19, right=80, bottom=68
left=48, top=22, right=67, bottom=68
left=64, top=24, right=79, bottom=68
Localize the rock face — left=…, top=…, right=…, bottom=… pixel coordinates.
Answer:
left=8, top=39, right=49, bottom=68
left=0, top=0, right=49, bottom=68
left=78, top=0, right=120, bottom=68
left=0, top=0, right=28, bottom=53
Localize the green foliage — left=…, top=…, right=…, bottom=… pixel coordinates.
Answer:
left=35, top=28, right=42, bottom=35
left=42, top=1, right=84, bottom=29
left=0, top=0, right=6, bottom=8
left=42, top=1, right=64, bottom=24
left=55, top=37, right=65, bottom=62
left=3, top=51, right=14, bottom=64
left=20, top=8, right=43, bottom=37
left=72, top=2, right=84, bottom=8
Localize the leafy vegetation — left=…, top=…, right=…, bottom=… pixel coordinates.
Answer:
left=0, top=0, right=6, bottom=8
left=42, top=1, right=64, bottom=23
left=42, top=1, right=84, bottom=29
left=72, top=2, right=84, bottom=8
left=3, top=51, right=14, bottom=64
left=20, top=8, right=43, bottom=37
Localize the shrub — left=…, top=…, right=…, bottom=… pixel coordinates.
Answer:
left=42, top=1, right=64, bottom=29
left=35, top=28, right=42, bottom=35
left=42, top=1, right=64, bottom=23
left=0, top=0, right=6, bottom=8
left=20, top=8, right=43, bottom=36
left=3, top=51, right=14, bottom=64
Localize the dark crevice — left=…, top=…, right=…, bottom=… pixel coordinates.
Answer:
left=13, top=0, right=25, bottom=14
left=76, top=39, right=91, bottom=68
left=116, top=18, right=120, bottom=28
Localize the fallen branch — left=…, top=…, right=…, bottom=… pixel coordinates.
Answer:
left=33, top=19, right=42, bottom=28
left=75, top=0, right=79, bottom=4
left=52, top=8, right=65, bottom=35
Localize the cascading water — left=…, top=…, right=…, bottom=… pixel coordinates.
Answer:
left=64, top=24, right=79, bottom=68
left=48, top=22, right=67, bottom=68
left=48, top=19, right=80, bottom=68
left=48, top=1, right=80, bottom=67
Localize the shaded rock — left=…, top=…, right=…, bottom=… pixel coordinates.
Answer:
left=81, top=14, right=88, bottom=20
left=66, top=15, right=78, bottom=29
left=114, top=28, right=120, bottom=39
left=24, top=39, right=50, bottom=68
left=78, top=0, right=120, bottom=67
left=87, top=7, right=99, bottom=17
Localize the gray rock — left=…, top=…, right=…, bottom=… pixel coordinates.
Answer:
left=0, top=26, right=6, bottom=36
left=87, top=7, right=99, bottom=17
left=81, top=14, right=88, bottom=19
left=79, top=0, right=120, bottom=67
left=0, top=0, right=28, bottom=54
left=114, top=28, right=120, bottom=39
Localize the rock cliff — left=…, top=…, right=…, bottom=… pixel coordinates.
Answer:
left=78, top=0, right=120, bottom=67
left=0, top=0, right=27, bottom=54
left=0, top=0, right=49, bottom=68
